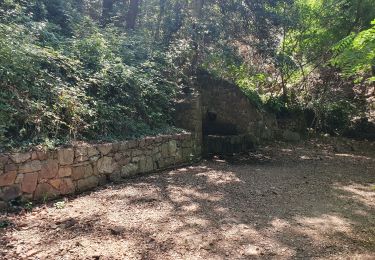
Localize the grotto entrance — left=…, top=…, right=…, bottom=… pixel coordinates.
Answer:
left=202, top=110, right=255, bottom=157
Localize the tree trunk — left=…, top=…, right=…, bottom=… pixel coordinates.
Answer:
left=126, top=0, right=140, bottom=30
left=192, top=0, right=204, bottom=19
left=163, top=1, right=187, bottom=43
left=191, top=0, right=204, bottom=73
left=102, top=0, right=115, bottom=26
left=154, top=0, right=166, bottom=41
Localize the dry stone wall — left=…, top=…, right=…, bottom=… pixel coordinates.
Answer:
left=0, top=133, right=197, bottom=208
left=198, top=73, right=278, bottom=141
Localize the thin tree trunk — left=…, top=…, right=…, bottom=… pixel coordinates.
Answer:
left=191, top=0, right=204, bottom=73
left=126, top=0, right=140, bottom=30
left=102, top=0, right=115, bottom=26
left=280, top=3, right=288, bottom=103
left=154, top=0, right=166, bottom=41
left=163, top=1, right=187, bottom=43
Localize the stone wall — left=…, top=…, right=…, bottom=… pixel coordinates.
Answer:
left=174, top=91, right=203, bottom=155
left=198, top=73, right=278, bottom=142
left=0, top=133, right=197, bottom=208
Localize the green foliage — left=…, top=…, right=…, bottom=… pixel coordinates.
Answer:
left=332, top=20, right=375, bottom=83
left=54, top=201, right=65, bottom=209
left=1, top=0, right=374, bottom=150
left=312, top=100, right=356, bottom=135
left=0, top=220, right=11, bottom=229
left=0, top=3, right=181, bottom=151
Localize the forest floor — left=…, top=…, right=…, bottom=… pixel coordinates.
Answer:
left=1, top=138, right=375, bottom=259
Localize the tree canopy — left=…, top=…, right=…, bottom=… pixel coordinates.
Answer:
left=0, top=0, right=374, bottom=150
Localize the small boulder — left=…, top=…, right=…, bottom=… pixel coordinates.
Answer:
left=0, top=200, right=7, bottom=210
left=0, top=185, right=22, bottom=202
left=282, top=130, right=301, bottom=142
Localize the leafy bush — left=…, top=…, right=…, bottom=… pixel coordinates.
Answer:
left=0, top=12, right=180, bottom=151
left=332, top=19, right=375, bottom=83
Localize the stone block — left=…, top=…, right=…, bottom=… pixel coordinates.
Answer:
left=34, top=183, right=59, bottom=200
left=0, top=155, right=9, bottom=166
left=5, top=163, right=17, bottom=172
left=0, top=171, right=17, bottom=187
left=87, top=146, right=99, bottom=157
left=90, top=156, right=100, bottom=162
left=31, top=152, right=38, bottom=160
left=58, top=167, right=72, bottom=178
left=39, top=159, right=58, bottom=180
left=119, top=141, right=128, bottom=151
left=21, top=172, right=38, bottom=194
left=164, top=157, right=175, bottom=167
left=182, top=148, right=193, bottom=160
left=114, top=153, right=125, bottom=162
left=161, top=143, right=169, bottom=157
left=61, top=178, right=75, bottom=195
left=72, top=164, right=93, bottom=180
left=58, top=148, right=74, bottom=165
left=152, top=146, right=160, bottom=155
left=98, top=144, right=112, bottom=155
left=121, top=164, right=139, bottom=177
left=153, top=152, right=162, bottom=161
left=0, top=201, right=7, bottom=210
left=139, top=156, right=153, bottom=173
left=10, top=153, right=31, bottom=164
left=75, top=147, right=88, bottom=162
left=76, top=176, right=99, bottom=192
left=132, top=149, right=143, bottom=157
left=49, top=178, right=75, bottom=195
left=138, top=139, right=146, bottom=148
left=15, top=174, right=24, bottom=184
left=145, top=137, right=155, bottom=145
left=36, top=150, right=48, bottom=160
left=112, top=142, right=121, bottom=153
left=282, top=130, right=301, bottom=142
left=116, top=157, right=131, bottom=167
left=168, top=140, right=177, bottom=155
left=0, top=185, right=21, bottom=201
left=128, top=140, right=137, bottom=149
left=175, top=150, right=182, bottom=163
left=19, top=160, right=42, bottom=174
left=32, top=150, right=48, bottom=161
left=182, top=139, right=192, bottom=148
left=97, top=156, right=116, bottom=174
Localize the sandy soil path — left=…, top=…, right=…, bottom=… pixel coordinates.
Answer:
left=1, top=139, right=374, bottom=259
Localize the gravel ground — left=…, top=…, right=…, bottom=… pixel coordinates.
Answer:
left=1, top=138, right=374, bottom=259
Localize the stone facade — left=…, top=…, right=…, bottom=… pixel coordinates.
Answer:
left=0, top=133, right=197, bottom=207
left=198, top=73, right=278, bottom=142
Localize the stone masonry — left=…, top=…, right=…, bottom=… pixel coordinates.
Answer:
left=0, top=133, right=197, bottom=208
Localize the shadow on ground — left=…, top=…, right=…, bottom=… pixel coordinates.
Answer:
left=1, top=140, right=374, bottom=259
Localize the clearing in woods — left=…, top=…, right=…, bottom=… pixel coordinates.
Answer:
left=1, top=139, right=374, bottom=259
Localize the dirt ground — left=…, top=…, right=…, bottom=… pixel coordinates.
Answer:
left=1, top=138, right=375, bottom=259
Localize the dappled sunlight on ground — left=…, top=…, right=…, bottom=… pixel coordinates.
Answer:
left=1, top=140, right=374, bottom=259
